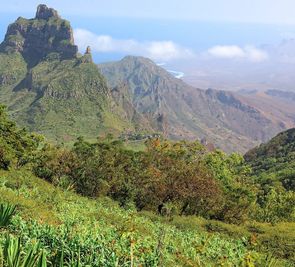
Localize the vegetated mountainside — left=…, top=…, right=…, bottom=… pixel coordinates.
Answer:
left=0, top=104, right=294, bottom=266
left=0, top=5, right=139, bottom=143
left=245, top=128, right=295, bottom=191
left=99, top=56, right=286, bottom=152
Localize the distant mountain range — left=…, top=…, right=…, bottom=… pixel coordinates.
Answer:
left=99, top=56, right=289, bottom=152
left=237, top=89, right=295, bottom=129
left=0, top=4, right=293, bottom=152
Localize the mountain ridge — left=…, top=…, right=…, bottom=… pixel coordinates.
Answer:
left=99, top=55, right=286, bottom=152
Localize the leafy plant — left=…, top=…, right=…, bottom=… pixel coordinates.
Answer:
left=2, top=235, right=45, bottom=267
left=0, top=203, right=16, bottom=227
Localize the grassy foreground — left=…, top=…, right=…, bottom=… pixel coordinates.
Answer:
left=0, top=168, right=294, bottom=266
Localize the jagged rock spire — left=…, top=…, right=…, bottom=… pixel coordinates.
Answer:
left=0, top=4, right=78, bottom=66
left=79, top=45, right=93, bottom=63
left=85, top=46, right=91, bottom=54
left=35, top=4, right=60, bottom=20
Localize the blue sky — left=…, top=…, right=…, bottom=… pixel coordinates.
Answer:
left=2, top=0, right=295, bottom=24
left=1, top=0, right=295, bottom=63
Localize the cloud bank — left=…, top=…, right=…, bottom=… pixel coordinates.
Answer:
left=74, top=28, right=270, bottom=64
left=74, top=28, right=195, bottom=62
left=208, top=45, right=268, bottom=62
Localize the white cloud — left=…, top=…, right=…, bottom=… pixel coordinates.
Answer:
left=208, top=45, right=245, bottom=59
left=74, top=28, right=195, bottom=61
left=245, top=46, right=269, bottom=62
left=208, top=45, right=268, bottom=62
left=146, top=41, right=194, bottom=61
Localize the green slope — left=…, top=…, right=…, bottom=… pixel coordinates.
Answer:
left=0, top=98, right=293, bottom=266
left=245, top=128, right=295, bottom=191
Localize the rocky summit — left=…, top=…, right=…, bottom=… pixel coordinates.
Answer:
left=0, top=4, right=78, bottom=66
left=0, top=5, right=136, bottom=143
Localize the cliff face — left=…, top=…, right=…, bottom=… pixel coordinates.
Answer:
left=0, top=5, right=136, bottom=143
left=0, top=4, right=78, bottom=66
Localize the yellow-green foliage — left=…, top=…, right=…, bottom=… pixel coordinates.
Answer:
left=0, top=104, right=293, bottom=266
left=1, top=169, right=292, bottom=266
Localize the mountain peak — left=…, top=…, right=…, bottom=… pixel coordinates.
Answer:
left=0, top=5, right=78, bottom=66
left=120, top=55, right=158, bottom=67
left=35, top=4, right=60, bottom=20
left=85, top=46, right=91, bottom=54
left=122, top=55, right=153, bottom=62
left=99, top=55, right=181, bottom=91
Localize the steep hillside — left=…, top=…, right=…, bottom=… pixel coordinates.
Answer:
left=99, top=56, right=286, bottom=152
left=245, top=128, right=295, bottom=191
left=0, top=5, right=136, bottom=143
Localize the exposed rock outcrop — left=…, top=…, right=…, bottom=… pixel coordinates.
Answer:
left=80, top=46, right=93, bottom=63
left=85, top=46, right=91, bottom=54
left=0, top=4, right=78, bottom=66
left=35, top=4, right=60, bottom=20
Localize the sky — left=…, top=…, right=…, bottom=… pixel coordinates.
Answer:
left=2, top=0, right=295, bottom=24
left=1, top=0, right=295, bottom=89
left=1, top=1, right=294, bottom=61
